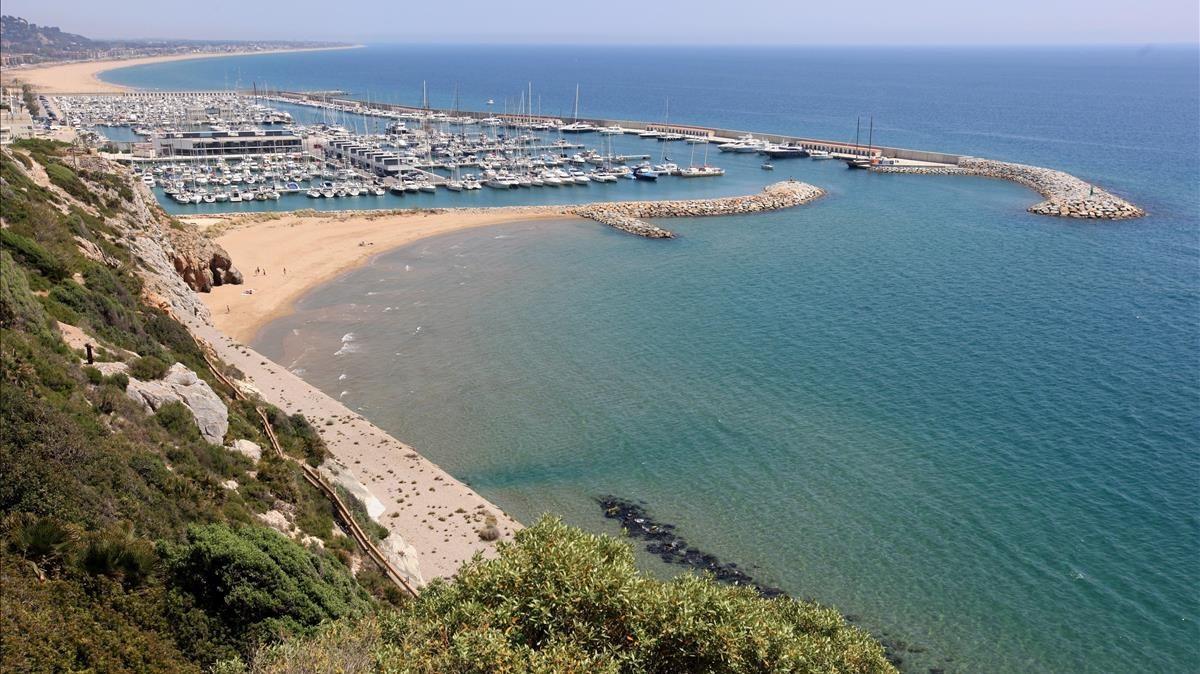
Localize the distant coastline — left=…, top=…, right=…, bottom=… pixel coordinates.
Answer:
left=1, top=44, right=362, bottom=94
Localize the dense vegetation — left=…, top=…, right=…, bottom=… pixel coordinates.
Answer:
left=252, top=518, right=894, bottom=673
left=0, top=142, right=376, bottom=671
left=1, top=142, right=893, bottom=672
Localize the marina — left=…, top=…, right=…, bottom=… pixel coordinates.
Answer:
left=52, top=88, right=954, bottom=215
left=51, top=86, right=1139, bottom=220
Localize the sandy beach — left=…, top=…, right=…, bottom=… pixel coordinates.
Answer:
left=1, top=45, right=359, bottom=94
left=196, top=207, right=578, bottom=343
left=184, top=206, right=589, bottom=582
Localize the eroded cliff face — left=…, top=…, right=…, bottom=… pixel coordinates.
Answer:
left=106, top=158, right=243, bottom=313
left=168, top=227, right=243, bottom=292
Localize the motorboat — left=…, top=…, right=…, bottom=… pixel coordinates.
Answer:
left=762, top=144, right=810, bottom=158
left=560, top=122, right=596, bottom=133
left=678, top=165, right=725, bottom=178
left=634, top=166, right=660, bottom=181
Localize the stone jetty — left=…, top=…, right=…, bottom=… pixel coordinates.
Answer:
left=873, top=157, right=1144, bottom=220
left=597, top=496, right=786, bottom=597
left=570, top=180, right=826, bottom=238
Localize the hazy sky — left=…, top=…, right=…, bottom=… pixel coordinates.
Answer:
left=5, top=0, right=1198, bottom=45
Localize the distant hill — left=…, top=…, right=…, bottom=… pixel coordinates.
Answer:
left=0, top=15, right=348, bottom=66
left=1, top=15, right=100, bottom=62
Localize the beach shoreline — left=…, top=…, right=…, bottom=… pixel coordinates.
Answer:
left=1, top=44, right=361, bottom=94
left=195, top=207, right=580, bottom=343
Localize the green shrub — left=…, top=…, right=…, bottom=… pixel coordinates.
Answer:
left=267, top=409, right=328, bottom=466
left=155, top=401, right=200, bottom=442
left=1, top=229, right=68, bottom=281
left=12, top=137, right=69, bottom=158
left=106, top=372, right=129, bottom=390
left=0, top=250, right=51, bottom=335
left=368, top=517, right=894, bottom=674
left=335, top=485, right=388, bottom=542
left=130, top=355, right=170, bottom=380
left=6, top=513, right=74, bottom=564
left=44, top=161, right=97, bottom=206
left=95, top=384, right=126, bottom=414
left=77, top=530, right=156, bottom=587
left=161, top=524, right=371, bottom=662
left=83, top=366, right=103, bottom=385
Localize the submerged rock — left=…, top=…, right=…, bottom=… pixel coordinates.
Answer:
left=597, top=495, right=785, bottom=597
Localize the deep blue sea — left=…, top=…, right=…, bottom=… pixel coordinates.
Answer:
left=105, top=45, right=1200, bottom=672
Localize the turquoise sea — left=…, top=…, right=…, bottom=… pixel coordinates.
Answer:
left=105, top=46, right=1199, bottom=672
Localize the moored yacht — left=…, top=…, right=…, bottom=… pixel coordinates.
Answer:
left=560, top=122, right=596, bottom=133
left=678, top=165, right=725, bottom=178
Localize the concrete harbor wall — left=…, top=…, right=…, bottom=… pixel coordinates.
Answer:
left=570, top=180, right=826, bottom=238
left=872, top=157, right=1145, bottom=219
left=271, top=90, right=965, bottom=164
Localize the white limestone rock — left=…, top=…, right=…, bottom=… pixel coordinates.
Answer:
left=92, top=361, right=129, bottom=377
left=125, top=363, right=228, bottom=444
left=228, top=439, right=262, bottom=462
left=321, top=463, right=386, bottom=519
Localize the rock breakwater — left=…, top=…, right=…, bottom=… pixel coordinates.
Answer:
left=571, top=180, right=826, bottom=237
left=873, top=157, right=1144, bottom=219
left=598, top=495, right=786, bottom=597
left=598, top=495, right=942, bottom=671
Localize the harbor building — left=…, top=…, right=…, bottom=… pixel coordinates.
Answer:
left=152, top=128, right=302, bottom=158
left=324, top=137, right=413, bottom=176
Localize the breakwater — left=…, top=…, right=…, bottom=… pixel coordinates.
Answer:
left=597, top=496, right=940, bottom=671
left=598, top=496, right=785, bottom=597
left=570, top=180, right=826, bottom=238
left=873, top=157, right=1145, bottom=220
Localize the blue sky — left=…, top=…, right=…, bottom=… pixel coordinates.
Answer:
left=5, top=0, right=1198, bottom=45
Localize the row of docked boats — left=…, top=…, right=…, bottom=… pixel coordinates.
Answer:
left=165, top=186, right=282, bottom=204
left=307, top=181, right=388, bottom=198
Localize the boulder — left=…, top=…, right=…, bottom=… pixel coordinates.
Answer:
left=380, top=531, right=424, bottom=587
left=93, top=361, right=129, bottom=377
left=257, top=509, right=295, bottom=536
left=126, top=363, right=228, bottom=444
left=321, top=463, right=387, bottom=519
left=228, top=439, right=263, bottom=462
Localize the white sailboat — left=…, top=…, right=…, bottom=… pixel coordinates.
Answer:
left=559, top=84, right=596, bottom=133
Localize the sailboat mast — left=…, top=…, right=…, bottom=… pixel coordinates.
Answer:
left=573, top=84, right=580, bottom=122
left=867, top=115, right=874, bottom=155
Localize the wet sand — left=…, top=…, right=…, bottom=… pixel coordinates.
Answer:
left=195, top=207, right=579, bottom=343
